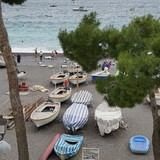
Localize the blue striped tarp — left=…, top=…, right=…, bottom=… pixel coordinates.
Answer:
left=71, top=90, right=92, bottom=106
left=54, top=134, right=83, bottom=159
left=63, top=103, right=89, bottom=132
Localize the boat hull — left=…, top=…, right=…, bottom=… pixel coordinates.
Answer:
left=30, top=102, right=60, bottom=127
left=129, top=135, right=150, bottom=154
left=54, top=134, right=83, bottom=159
left=91, top=70, right=110, bottom=81
left=49, top=87, right=72, bottom=103
left=50, top=72, right=69, bottom=85
left=69, top=73, right=87, bottom=85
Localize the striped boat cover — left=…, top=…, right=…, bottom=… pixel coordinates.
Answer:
left=54, top=134, right=83, bottom=159
left=71, top=90, right=93, bottom=106
left=63, top=103, right=88, bottom=131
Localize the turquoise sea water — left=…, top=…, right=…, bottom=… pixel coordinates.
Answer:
left=2, top=0, right=160, bottom=53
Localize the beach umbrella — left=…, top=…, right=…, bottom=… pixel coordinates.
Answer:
left=0, top=140, right=11, bottom=154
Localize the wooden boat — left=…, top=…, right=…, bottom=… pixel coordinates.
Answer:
left=129, top=135, right=150, bottom=154
left=63, top=103, right=88, bottom=133
left=71, top=90, right=92, bottom=106
left=91, top=68, right=110, bottom=81
left=67, top=63, right=82, bottom=73
left=30, top=101, right=60, bottom=127
left=69, top=72, right=87, bottom=85
left=41, top=133, right=62, bottom=160
left=54, top=134, right=83, bottom=159
left=49, top=87, right=72, bottom=103
left=0, top=55, right=5, bottom=67
left=50, top=72, right=70, bottom=85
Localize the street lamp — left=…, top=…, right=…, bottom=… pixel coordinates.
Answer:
left=0, top=115, right=7, bottom=141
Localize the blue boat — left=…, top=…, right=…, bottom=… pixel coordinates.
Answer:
left=129, top=135, right=150, bottom=154
left=54, top=134, right=83, bottom=159
left=63, top=103, right=89, bottom=133
left=91, top=70, right=110, bottom=81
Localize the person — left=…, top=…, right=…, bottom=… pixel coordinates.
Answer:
left=39, top=50, right=43, bottom=62
left=51, top=51, right=56, bottom=61
left=17, top=54, right=21, bottom=63
left=106, top=61, right=111, bottom=70
left=102, top=62, right=106, bottom=71
left=54, top=50, right=58, bottom=60
left=34, top=48, right=38, bottom=62
left=63, top=80, right=69, bottom=90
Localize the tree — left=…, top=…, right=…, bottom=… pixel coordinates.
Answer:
left=58, top=13, right=160, bottom=160
left=0, top=0, right=29, bottom=159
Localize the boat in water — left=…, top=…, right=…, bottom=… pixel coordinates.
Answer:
left=54, top=134, right=83, bottom=159
left=30, top=101, right=61, bottom=127
left=63, top=103, right=89, bottom=133
left=73, top=6, right=88, bottom=11
left=50, top=72, right=70, bottom=85
left=129, top=135, right=150, bottom=154
left=49, top=87, right=72, bottom=103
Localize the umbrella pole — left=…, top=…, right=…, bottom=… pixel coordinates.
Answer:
left=76, top=70, right=79, bottom=92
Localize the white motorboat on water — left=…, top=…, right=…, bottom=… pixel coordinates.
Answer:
left=50, top=72, right=70, bottom=85
left=73, top=6, right=88, bottom=11
left=30, top=101, right=61, bottom=127
left=69, top=72, right=87, bottom=85
left=0, top=55, right=6, bottom=67
left=49, top=87, right=72, bottom=103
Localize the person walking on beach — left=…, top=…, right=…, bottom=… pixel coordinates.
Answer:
left=17, top=54, right=21, bottom=63
left=34, top=47, right=38, bottom=62
left=39, top=50, right=43, bottom=62
left=51, top=51, right=56, bottom=61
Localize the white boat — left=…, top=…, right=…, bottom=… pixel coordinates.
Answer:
left=73, top=6, right=88, bottom=11
left=95, top=101, right=122, bottom=136
left=0, top=55, right=6, bottom=67
left=69, top=72, right=87, bottom=85
left=146, top=93, right=160, bottom=106
left=91, top=68, right=110, bottom=81
left=49, top=87, right=72, bottom=103
left=30, top=101, right=61, bottom=127
left=50, top=72, right=70, bottom=85
left=67, top=63, right=82, bottom=73
left=17, top=71, right=26, bottom=80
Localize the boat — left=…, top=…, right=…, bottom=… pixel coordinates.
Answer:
left=0, top=55, right=6, bottom=67
left=69, top=72, right=87, bottom=85
left=129, top=135, right=150, bottom=154
left=94, top=101, right=123, bottom=136
left=67, top=63, right=82, bottom=73
left=50, top=72, right=70, bottom=85
left=73, top=6, right=88, bottom=11
left=91, top=67, right=110, bottom=81
left=54, top=134, right=83, bottom=159
left=30, top=101, right=61, bottom=127
left=49, top=87, right=72, bottom=103
left=146, top=92, right=160, bottom=106
left=71, top=90, right=92, bottom=106
left=63, top=103, right=88, bottom=133
left=17, top=71, right=26, bottom=80
left=41, top=133, right=62, bottom=160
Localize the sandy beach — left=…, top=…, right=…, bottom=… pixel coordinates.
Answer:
left=0, top=54, right=154, bottom=160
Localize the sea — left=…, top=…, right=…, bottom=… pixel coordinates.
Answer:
left=2, top=0, right=160, bottom=53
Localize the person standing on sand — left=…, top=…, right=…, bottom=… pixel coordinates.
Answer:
left=39, top=50, right=43, bottom=62
left=17, top=54, right=21, bottom=63
left=51, top=51, right=55, bottom=61
left=34, top=47, right=38, bottom=62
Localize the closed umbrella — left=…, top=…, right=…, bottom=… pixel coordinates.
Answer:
left=0, top=140, right=11, bottom=154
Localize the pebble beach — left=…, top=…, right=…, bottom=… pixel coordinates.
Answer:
left=0, top=53, right=154, bottom=160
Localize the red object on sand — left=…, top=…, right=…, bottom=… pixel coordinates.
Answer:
left=63, top=80, right=69, bottom=86
left=41, top=133, right=62, bottom=160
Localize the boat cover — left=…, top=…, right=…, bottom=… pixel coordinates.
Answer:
left=71, top=90, right=92, bottom=106
left=63, top=103, right=88, bottom=132
left=95, top=101, right=122, bottom=136
left=54, top=134, right=83, bottom=159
